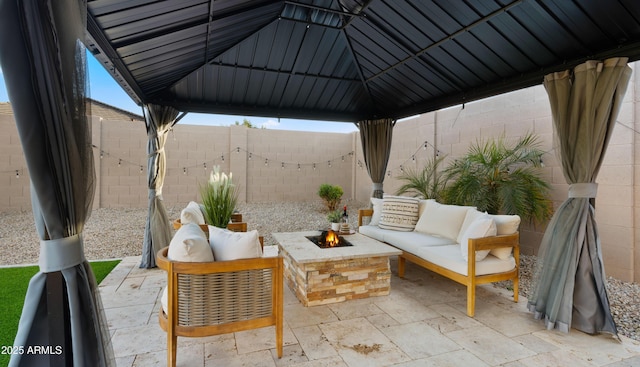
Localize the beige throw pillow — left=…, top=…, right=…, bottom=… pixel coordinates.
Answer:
left=378, top=195, right=420, bottom=231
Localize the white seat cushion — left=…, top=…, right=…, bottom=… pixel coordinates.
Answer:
left=358, top=225, right=388, bottom=242
left=417, top=245, right=515, bottom=276
left=378, top=195, right=420, bottom=231
left=383, top=231, right=455, bottom=254
left=415, top=200, right=473, bottom=240
left=208, top=226, right=263, bottom=261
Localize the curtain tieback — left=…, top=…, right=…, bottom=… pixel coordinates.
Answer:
left=372, top=183, right=383, bottom=191
left=39, top=234, right=85, bottom=273
left=568, top=183, right=598, bottom=198
left=149, top=189, right=163, bottom=198
left=148, top=147, right=165, bottom=158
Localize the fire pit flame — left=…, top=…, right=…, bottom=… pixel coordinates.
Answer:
left=325, top=230, right=339, bottom=247
left=306, top=230, right=353, bottom=249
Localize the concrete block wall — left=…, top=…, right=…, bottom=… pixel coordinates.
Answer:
left=0, top=114, right=30, bottom=211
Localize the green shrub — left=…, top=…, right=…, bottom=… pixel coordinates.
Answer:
left=442, top=133, right=552, bottom=223
left=318, top=184, right=343, bottom=211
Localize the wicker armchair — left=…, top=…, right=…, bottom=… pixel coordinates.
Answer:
left=156, top=247, right=283, bottom=367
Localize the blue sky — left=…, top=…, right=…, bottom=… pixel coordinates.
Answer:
left=0, top=52, right=358, bottom=133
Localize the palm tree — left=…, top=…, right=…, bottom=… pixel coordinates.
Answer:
left=395, top=156, right=446, bottom=201
left=442, top=133, right=552, bottom=223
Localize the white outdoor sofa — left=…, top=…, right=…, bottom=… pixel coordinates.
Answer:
left=358, top=196, right=520, bottom=317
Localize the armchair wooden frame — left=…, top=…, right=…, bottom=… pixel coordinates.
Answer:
left=157, top=247, right=283, bottom=367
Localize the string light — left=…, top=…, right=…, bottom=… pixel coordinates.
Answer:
left=15, top=170, right=19, bottom=179
left=140, top=165, right=143, bottom=173
left=90, top=145, right=356, bottom=177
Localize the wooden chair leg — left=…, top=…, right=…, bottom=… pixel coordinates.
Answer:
left=513, top=276, right=519, bottom=303
left=466, top=284, right=475, bottom=317
left=398, top=255, right=406, bottom=278
left=168, top=333, right=177, bottom=367
left=275, top=260, right=284, bottom=358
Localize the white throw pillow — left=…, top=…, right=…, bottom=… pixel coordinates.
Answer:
left=370, top=197, right=383, bottom=226
left=180, top=201, right=205, bottom=225
left=487, top=214, right=521, bottom=259
left=168, top=222, right=214, bottom=262
left=459, top=215, right=497, bottom=262
left=162, top=222, right=214, bottom=314
left=208, top=225, right=263, bottom=261
left=457, top=209, right=487, bottom=244
left=415, top=200, right=473, bottom=240
left=378, top=195, right=420, bottom=231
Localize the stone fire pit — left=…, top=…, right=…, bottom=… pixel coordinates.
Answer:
left=273, top=231, right=401, bottom=306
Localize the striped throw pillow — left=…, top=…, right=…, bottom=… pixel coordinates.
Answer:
left=378, top=195, right=420, bottom=231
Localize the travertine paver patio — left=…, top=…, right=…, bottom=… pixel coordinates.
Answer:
left=102, top=251, right=640, bottom=367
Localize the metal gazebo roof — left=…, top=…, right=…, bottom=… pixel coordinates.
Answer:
left=86, top=0, right=640, bottom=122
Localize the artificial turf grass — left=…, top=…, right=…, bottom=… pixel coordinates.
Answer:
left=0, top=260, right=120, bottom=365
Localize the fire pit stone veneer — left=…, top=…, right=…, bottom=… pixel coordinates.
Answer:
left=273, top=231, right=402, bottom=306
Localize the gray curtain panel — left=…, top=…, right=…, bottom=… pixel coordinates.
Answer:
left=0, top=0, right=115, bottom=366
left=358, top=118, right=395, bottom=199
left=528, top=58, right=631, bottom=335
left=140, top=104, right=180, bottom=268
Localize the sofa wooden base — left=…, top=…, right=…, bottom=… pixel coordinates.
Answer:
left=396, top=236, right=519, bottom=317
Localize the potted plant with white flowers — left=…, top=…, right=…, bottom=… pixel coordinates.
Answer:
left=200, top=165, right=239, bottom=228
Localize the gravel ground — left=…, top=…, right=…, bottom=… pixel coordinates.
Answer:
left=0, top=200, right=638, bottom=340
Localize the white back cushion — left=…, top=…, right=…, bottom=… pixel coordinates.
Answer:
left=459, top=215, right=497, bottom=262
left=208, top=226, right=263, bottom=261
left=378, top=195, right=420, bottom=231
left=415, top=201, right=473, bottom=240
left=180, top=201, right=205, bottom=225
